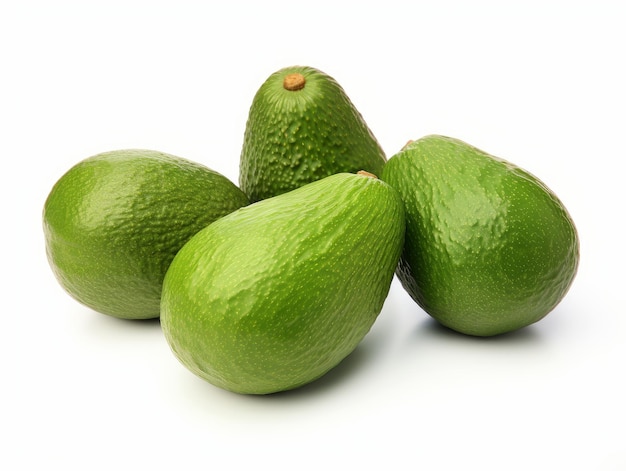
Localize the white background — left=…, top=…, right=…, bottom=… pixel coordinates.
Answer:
left=2, top=1, right=624, bottom=469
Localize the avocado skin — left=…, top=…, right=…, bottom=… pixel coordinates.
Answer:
left=161, top=173, right=405, bottom=394
left=382, top=135, right=579, bottom=336
left=42, top=149, right=250, bottom=319
left=239, top=65, right=386, bottom=202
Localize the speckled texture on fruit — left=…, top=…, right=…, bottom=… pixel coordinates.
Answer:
left=239, top=65, right=386, bottom=202
left=382, top=135, right=579, bottom=336
left=161, top=172, right=405, bottom=394
left=43, top=149, right=250, bottom=319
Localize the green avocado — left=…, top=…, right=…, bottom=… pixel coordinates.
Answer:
left=161, top=172, right=405, bottom=394
left=382, top=135, right=579, bottom=336
left=239, top=65, right=386, bottom=202
left=43, top=149, right=250, bottom=319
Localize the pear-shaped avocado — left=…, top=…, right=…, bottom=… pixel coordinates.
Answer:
left=239, top=65, right=386, bottom=202
left=382, top=135, right=579, bottom=336
left=161, top=172, right=405, bottom=394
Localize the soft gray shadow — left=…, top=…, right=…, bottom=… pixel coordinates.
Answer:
left=415, top=316, right=545, bottom=345
left=82, top=305, right=162, bottom=324
left=120, top=316, right=162, bottom=328
left=82, top=309, right=163, bottom=336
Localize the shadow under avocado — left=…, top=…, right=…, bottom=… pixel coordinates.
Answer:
left=84, top=308, right=163, bottom=335
left=414, top=316, right=546, bottom=346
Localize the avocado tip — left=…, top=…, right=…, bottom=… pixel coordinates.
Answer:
left=283, top=73, right=306, bottom=91
left=402, top=140, right=415, bottom=151
left=357, top=170, right=378, bottom=179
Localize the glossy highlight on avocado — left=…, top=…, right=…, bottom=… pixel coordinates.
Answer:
left=239, top=65, right=387, bottom=202
left=161, top=172, right=405, bottom=394
left=382, top=135, right=579, bottom=336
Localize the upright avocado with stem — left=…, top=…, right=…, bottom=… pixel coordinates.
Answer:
left=239, top=65, right=386, bottom=202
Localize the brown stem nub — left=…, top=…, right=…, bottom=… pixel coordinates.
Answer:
left=283, top=73, right=306, bottom=91
left=402, top=140, right=415, bottom=151
left=357, top=170, right=378, bottom=179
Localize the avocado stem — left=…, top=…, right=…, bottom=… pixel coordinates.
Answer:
left=283, top=73, right=306, bottom=91
left=357, top=170, right=378, bottom=179
left=402, top=140, right=414, bottom=151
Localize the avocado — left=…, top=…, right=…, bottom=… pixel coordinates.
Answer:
left=239, top=65, right=387, bottom=202
left=382, top=135, right=579, bottom=336
left=43, top=149, right=250, bottom=319
left=161, top=172, right=405, bottom=394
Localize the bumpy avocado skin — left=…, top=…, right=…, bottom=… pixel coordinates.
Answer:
left=43, top=150, right=250, bottom=319
left=161, top=173, right=405, bottom=394
left=382, top=135, right=579, bottom=336
left=239, top=65, right=386, bottom=202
